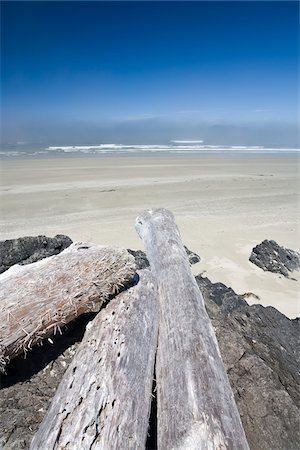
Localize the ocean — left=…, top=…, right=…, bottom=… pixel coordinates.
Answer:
left=1, top=143, right=299, bottom=158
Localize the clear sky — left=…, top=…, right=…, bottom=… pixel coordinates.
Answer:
left=1, top=1, right=299, bottom=147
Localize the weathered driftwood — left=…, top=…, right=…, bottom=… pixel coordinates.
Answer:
left=136, top=209, right=249, bottom=450
left=0, top=242, right=136, bottom=373
left=30, top=270, right=158, bottom=450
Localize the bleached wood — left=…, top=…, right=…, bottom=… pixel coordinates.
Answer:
left=0, top=242, right=136, bottom=372
left=30, top=270, right=158, bottom=450
left=136, top=208, right=249, bottom=450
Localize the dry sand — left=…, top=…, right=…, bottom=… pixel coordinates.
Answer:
left=1, top=154, right=299, bottom=318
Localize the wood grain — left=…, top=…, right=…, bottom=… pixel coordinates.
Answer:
left=0, top=242, right=136, bottom=373
left=30, top=269, right=158, bottom=450
left=136, top=208, right=249, bottom=450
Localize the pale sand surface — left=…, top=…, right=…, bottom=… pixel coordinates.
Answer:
left=1, top=154, right=299, bottom=318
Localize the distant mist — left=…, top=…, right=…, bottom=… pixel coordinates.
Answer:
left=1, top=117, right=299, bottom=149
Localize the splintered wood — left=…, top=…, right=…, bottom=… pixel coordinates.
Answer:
left=29, top=270, right=158, bottom=450
left=0, top=243, right=136, bottom=373
left=136, top=208, right=249, bottom=450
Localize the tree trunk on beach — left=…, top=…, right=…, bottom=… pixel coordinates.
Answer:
left=0, top=242, right=136, bottom=373
left=29, top=270, right=158, bottom=450
left=135, top=208, right=249, bottom=450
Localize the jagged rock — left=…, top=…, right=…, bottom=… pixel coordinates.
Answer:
left=128, top=245, right=200, bottom=269
left=0, top=235, right=73, bottom=274
left=196, top=274, right=300, bottom=450
left=249, top=239, right=300, bottom=277
left=127, top=249, right=150, bottom=269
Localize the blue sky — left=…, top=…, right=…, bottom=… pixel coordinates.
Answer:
left=1, top=1, right=299, bottom=146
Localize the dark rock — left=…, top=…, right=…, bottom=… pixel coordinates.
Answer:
left=183, top=245, right=201, bottom=264
left=196, top=275, right=248, bottom=311
left=0, top=313, right=94, bottom=449
left=0, top=235, right=73, bottom=274
left=127, top=249, right=150, bottom=270
left=249, top=239, right=300, bottom=278
left=196, top=274, right=300, bottom=450
left=128, top=246, right=200, bottom=270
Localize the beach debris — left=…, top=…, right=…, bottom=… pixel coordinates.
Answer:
left=0, top=234, right=73, bottom=274
left=30, top=270, right=158, bottom=450
left=249, top=239, right=300, bottom=277
left=0, top=243, right=136, bottom=373
left=135, top=208, right=249, bottom=450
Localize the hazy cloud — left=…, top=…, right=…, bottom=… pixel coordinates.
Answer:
left=1, top=116, right=299, bottom=149
left=251, top=109, right=273, bottom=113
left=111, top=113, right=159, bottom=121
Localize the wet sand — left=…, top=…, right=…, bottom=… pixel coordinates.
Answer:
left=1, top=154, right=299, bottom=317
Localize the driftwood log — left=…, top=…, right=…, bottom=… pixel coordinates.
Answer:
left=136, top=209, right=249, bottom=450
left=30, top=270, right=158, bottom=450
left=0, top=242, right=136, bottom=373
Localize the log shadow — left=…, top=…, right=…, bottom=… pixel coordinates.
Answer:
left=0, top=312, right=97, bottom=389
left=146, top=375, right=157, bottom=450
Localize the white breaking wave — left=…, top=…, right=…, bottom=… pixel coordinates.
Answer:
left=1, top=143, right=299, bottom=157
left=47, top=144, right=171, bottom=151
left=43, top=143, right=300, bottom=154
left=171, top=140, right=204, bottom=144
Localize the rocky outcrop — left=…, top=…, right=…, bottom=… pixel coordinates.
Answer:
left=196, top=274, right=300, bottom=450
left=0, top=235, right=73, bottom=274
left=249, top=239, right=300, bottom=277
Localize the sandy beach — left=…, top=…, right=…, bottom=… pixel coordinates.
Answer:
left=1, top=153, right=299, bottom=318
